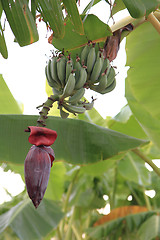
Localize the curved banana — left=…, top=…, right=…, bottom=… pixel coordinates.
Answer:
left=57, top=55, right=66, bottom=87
left=75, top=66, right=87, bottom=90
left=65, top=58, right=73, bottom=83
left=100, top=79, right=116, bottom=94
left=50, top=57, right=61, bottom=86
left=74, top=59, right=82, bottom=83
left=68, top=88, right=85, bottom=104
left=100, top=58, right=111, bottom=76
left=92, top=73, right=108, bottom=92
left=87, top=45, right=96, bottom=75
left=79, top=100, right=94, bottom=110
left=90, top=52, right=104, bottom=83
left=81, top=44, right=90, bottom=65
left=52, top=88, right=63, bottom=95
left=106, top=67, right=116, bottom=87
left=45, top=62, right=59, bottom=89
left=59, top=106, right=69, bottom=119
left=61, top=73, right=75, bottom=98
left=62, top=102, right=86, bottom=114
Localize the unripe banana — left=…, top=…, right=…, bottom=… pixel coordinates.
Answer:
left=62, top=102, right=86, bottom=114
left=50, top=57, right=61, bottom=87
left=52, top=88, right=63, bottom=95
left=74, top=58, right=82, bottom=83
left=61, top=73, right=75, bottom=98
left=90, top=52, right=104, bottom=83
left=81, top=44, right=90, bottom=65
left=75, top=66, right=87, bottom=90
left=80, top=100, right=94, bottom=110
left=68, top=88, right=85, bottom=104
left=87, top=45, right=96, bottom=75
left=106, top=67, right=116, bottom=87
left=65, top=58, right=73, bottom=83
left=59, top=106, right=69, bottom=119
left=100, top=79, right=116, bottom=94
left=100, top=58, right=111, bottom=76
left=57, top=55, right=66, bottom=87
left=91, top=73, right=108, bottom=92
left=45, top=61, right=59, bottom=89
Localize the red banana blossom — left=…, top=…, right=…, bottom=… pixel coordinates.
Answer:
left=24, top=126, right=57, bottom=208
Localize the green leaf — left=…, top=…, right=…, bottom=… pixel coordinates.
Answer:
left=1, top=0, right=39, bottom=46
left=82, top=0, right=109, bottom=15
left=45, top=162, right=66, bottom=201
left=62, top=0, right=84, bottom=35
left=0, top=22, right=8, bottom=59
left=0, top=115, right=147, bottom=165
left=52, top=14, right=112, bottom=57
left=107, top=105, right=147, bottom=139
left=38, top=0, right=65, bottom=39
left=112, top=0, right=126, bottom=16
left=0, top=199, right=64, bottom=239
left=125, top=22, right=160, bottom=149
left=0, top=75, right=22, bottom=114
left=122, top=0, right=159, bottom=18
left=138, top=215, right=160, bottom=240
left=118, top=152, right=151, bottom=186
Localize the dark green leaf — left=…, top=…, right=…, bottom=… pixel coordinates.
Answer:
left=112, top=0, right=126, bottom=16
left=118, top=152, right=151, bottom=186
left=0, top=115, right=148, bottom=165
left=52, top=14, right=112, bottom=57
left=1, top=0, right=39, bottom=46
left=0, top=22, right=8, bottom=59
left=125, top=22, right=160, bottom=149
left=38, top=0, right=65, bottom=39
left=122, top=0, right=159, bottom=18
left=0, top=75, right=22, bottom=114
left=63, top=0, right=84, bottom=35
left=0, top=199, right=64, bottom=240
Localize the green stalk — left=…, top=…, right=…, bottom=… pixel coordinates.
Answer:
left=36, top=94, right=59, bottom=127
left=111, top=163, right=118, bottom=209
left=56, top=226, right=62, bottom=240
left=142, top=186, right=152, bottom=211
left=65, top=207, right=78, bottom=240
left=72, top=224, right=82, bottom=240
left=132, top=148, right=160, bottom=177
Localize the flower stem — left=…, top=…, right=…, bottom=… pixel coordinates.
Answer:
left=132, top=148, right=160, bottom=177
left=147, top=12, right=160, bottom=34
left=36, top=94, right=59, bottom=127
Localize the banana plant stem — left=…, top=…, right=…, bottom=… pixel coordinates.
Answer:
left=147, top=12, right=160, bottom=34
left=36, top=94, right=59, bottom=127
left=132, top=148, right=160, bottom=177
left=142, top=186, right=152, bottom=211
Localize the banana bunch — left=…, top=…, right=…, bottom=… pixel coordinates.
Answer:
left=80, top=43, right=116, bottom=94
left=45, top=42, right=117, bottom=118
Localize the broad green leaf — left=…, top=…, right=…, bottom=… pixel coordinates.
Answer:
left=45, top=162, right=66, bottom=201
left=112, top=0, right=126, bottom=16
left=107, top=105, right=147, bottom=139
left=0, top=115, right=147, bottom=165
left=138, top=215, right=160, bottom=240
left=0, top=199, right=64, bottom=240
left=38, top=0, right=65, bottom=39
left=125, top=22, right=160, bottom=149
left=0, top=22, right=8, bottom=59
left=52, top=14, right=112, bottom=58
left=62, top=0, right=84, bottom=35
left=0, top=75, right=22, bottom=114
left=118, top=152, right=151, bottom=186
left=86, top=211, right=155, bottom=239
left=82, top=0, right=109, bottom=15
left=122, top=0, right=159, bottom=18
left=1, top=0, right=38, bottom=46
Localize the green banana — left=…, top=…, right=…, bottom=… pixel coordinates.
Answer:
left=100, top=58, right=111, bottom=76
left=61, top=73, right=75, bottom=98
left=59, top=106, right=69, bottom=119
left=68, top=88, right=85, bottom=104
left=74, top=59, right=82, bottom=83
left=75, top=66, right=87, bottom=90
left=100, top=79, right=116, bottom=94
left=45, top=61, right=59, bottom=89
left=90, top=52, right=104, bottom=83
left=87, top=45, right=96, bottom=75
left=79, top=100, right=94, bottom=110
left=81, top=44, right=90, bottom=65
left=52, top=88, right=63, bottom=95
left=106, top=67, right=116, bottom=87
left=57, top=55, right=66, bottom=87
left=62, top=102, right=86, bottom=114
left=65, top=58, right=73, bottom=83
left=91, top=73, right=108, bottom=92
left=50, top=56, right=61, bottom=86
